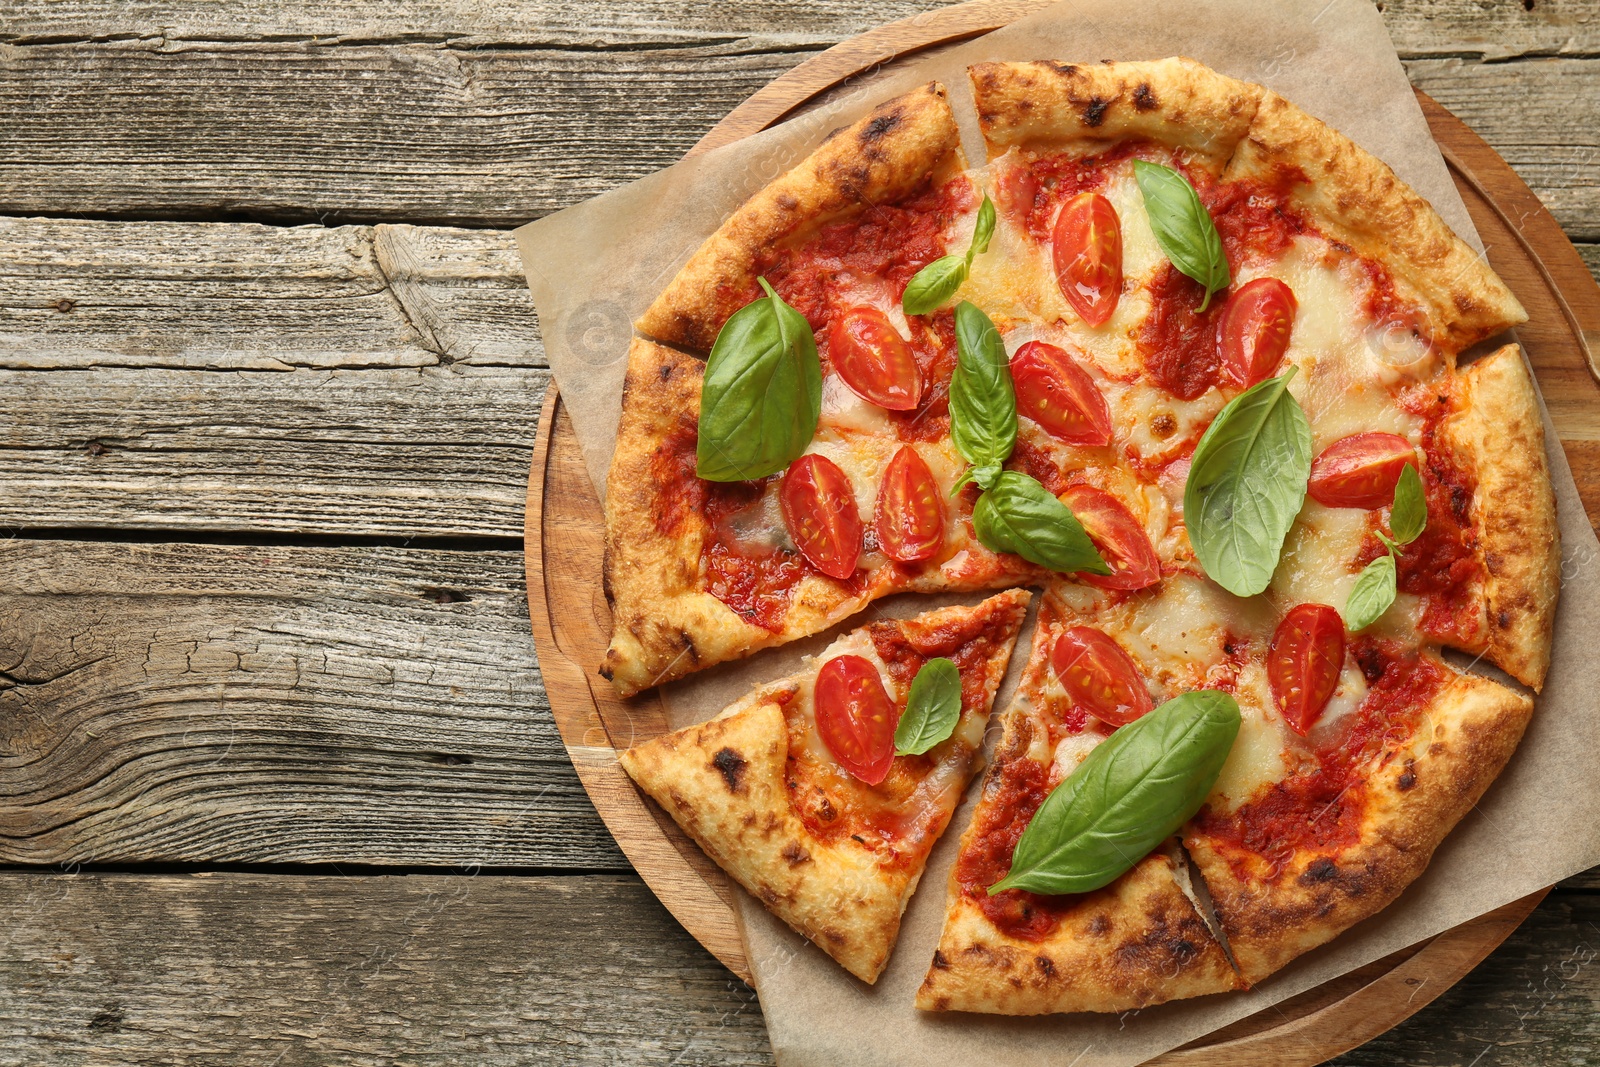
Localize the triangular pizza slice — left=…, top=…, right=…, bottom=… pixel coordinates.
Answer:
left=619, top=589, right=1030, bottom=983
left=916, top=588, right=1243, bottom=1013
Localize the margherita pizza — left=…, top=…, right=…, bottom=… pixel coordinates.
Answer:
left=601, top=57, right=1559, bottom=1012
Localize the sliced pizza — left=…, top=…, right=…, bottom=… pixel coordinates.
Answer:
left=618, top=589, right=1030, bottom=983
left=916, top=590, right=1243, bottom=1014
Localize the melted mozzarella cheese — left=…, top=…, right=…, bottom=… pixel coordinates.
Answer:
left=1113, top=573, right=1275, bottom=695
left=1105, top=380, right=1226, bottom=468
left=1210, top=664, right=1290, bottom=809
left=1051, top=730, right=1103, bottom=780
left=1271, top=501, right=1371, bottom=610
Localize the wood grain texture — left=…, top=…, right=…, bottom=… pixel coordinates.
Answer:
left=3, top=870, right=1600, bottom=1066
left=1, top=2, right=1598, bottom=228
left=0, top=538, right=625, bottom=869
left=0, top=872, right=771, bottom=1066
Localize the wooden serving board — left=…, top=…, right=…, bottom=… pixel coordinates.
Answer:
left=524, top=1, right=1600, bottom=1061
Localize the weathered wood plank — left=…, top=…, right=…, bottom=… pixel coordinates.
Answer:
left=0, top=539, right=626, bottom=869
left=1, top=16, right=1598, bottom=230
left=0, top=871, right=770, bottom=1066
left=0, top=219, right=543, bottom=370
left=0, top=0, right=943, bottom=48
left=0, top=363, right=545, bottom=536
left=5, top=868, right=1600, bottom=1066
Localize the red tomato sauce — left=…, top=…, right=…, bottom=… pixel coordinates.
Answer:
left=762, top=177, right=977, bottom=331
left=1018, top=141, right=1142, bottom=242
left=1136, top=264, right=1226, bottom=400
left=1007, top=437, right=1073, bottom=494
left=951, top=752, right=1079, bottom=940
left=887, top=311, right=959, bottom=443
left=1195, top=639, right=1447, bottom=874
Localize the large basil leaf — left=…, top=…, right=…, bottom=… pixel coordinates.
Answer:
left=989, top=691, right=1241, bottom=896
left=1343, top=552, right=1397, bottom=631
left=1389, top=463, right=1427, bottom=545
left=1133, top=160, right=1230, bottom=312
left=972, top=471, right=1110, bottom=575
left=893, top=658, right=963, bottom=756
left=696, top=278, right=822, bottom=482
left=902, top=195, right=996, bottom=316
left=1184, top=370, right=1312, bottom=597
left=948, top=301, right=1016, bottom=475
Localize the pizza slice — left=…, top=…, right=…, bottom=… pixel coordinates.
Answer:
left=604, top=83, right=1043, bottom=697
left=618, top=588, right=1030, bottom=983
left=916, top=588, right=1243, bottom=1014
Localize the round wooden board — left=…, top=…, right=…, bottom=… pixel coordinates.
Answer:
left=525, top=1, right=1600, bottom=1061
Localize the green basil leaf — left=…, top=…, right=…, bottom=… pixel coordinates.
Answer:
left=1343, top=553, right=1398, bottom=632
left=948, top=301, right=1017, bottom=472
left=1184, top=369, right=1312, bottom=597
left=901, top=255, right=969, bottom=316
left=902, top=196, right=996, bottom=315
left=972, top=471, right=1111, bottom=575
left=968, top=195, right=996, bottom=260
left=989, top=691, right=1241, bottom=896
left=1389, top=463, right=1427, bottom=546
left=893, top=658, right=963, bottom=756
left=1133, top=160, right=1230, bottom=312
left=696, top=278, right=821, bottom=482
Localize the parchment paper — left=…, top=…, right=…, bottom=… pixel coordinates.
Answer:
left=515, top=2, right=1600, bottom=1063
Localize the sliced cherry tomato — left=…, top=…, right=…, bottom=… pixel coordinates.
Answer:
left=1268, top=604, right=1347, bottom=736
left=780, top=454, right=863, bottom=580
left=1011, top=340, right=1114, bottom=446
left=1052, top=192, right=1123, bottom=327
left=1059, top=484, right=1160, bottom=591
left=814, top=654, right=898, bottom=785
left=1307, top=433, right=1418, bottom=509
left=826, top=306, right=922, bottom=411
left=1219, top=277, right=1298, bottom=389
left=1050, top=627, right=1154, bottom=727
left=875, top=446, right=945, bottom=563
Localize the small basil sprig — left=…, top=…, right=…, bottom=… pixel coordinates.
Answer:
left=893, top=658, right=963, bottom=756
left=989, top=690, right=1240, bottom=897
left=1184, top=369, right=1312, bottom=597
left=1343, top=463, right=1427, bottom=630
left=972, top=471, right=1110, bottom=575
left=948, top=300, right=1016, bottom=491
left=902, top=195, right=996, bottom=316
left=696, top=278, right=822, bottom=482
left=1133, top=160, right=1230, bottom=312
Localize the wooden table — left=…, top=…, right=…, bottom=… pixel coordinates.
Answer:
left=3, top=2, right=1599, bottom=1062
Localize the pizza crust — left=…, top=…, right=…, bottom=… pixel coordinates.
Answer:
left=968, top=57, right=1263, bottom=172
left=1438, top=344, right=1561, bottom=690
left=1184, top=666, right=1532, bottom=984
left=915, top=847, right=1242, bottom=1014
left=636, top=81, right=966, bottom=352
left=618, top=591, right=1030, bottom=983
left=967, top=58, right=1525, bottom=355
left=602, top=338, right=889, bottom=696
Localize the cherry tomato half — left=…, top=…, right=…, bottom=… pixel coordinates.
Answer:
left=875, top=446, right=945, bottom=563
left=1052, top=193, right=1123, bottom=328
left=814, top=654, right=898, bottom=785
left=1307, top=433, right=1418, bottom=510
left=1050, top=626, right=1154, bottom=727
left=780, top=454, right=863, bottom=580
left=827, top=306, right=922, bottom=411
left=1059, top=485, right=1160, bottom=591
left=1268, top=604, right=1347, bottom=736
left=1219, top=277, right=1298, bottom=389
left=1011, top=341, right=1114, bottom=446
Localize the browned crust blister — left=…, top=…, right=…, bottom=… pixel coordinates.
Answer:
left=618, top=591, right=1030, bottom=983
left=1438, top=345, right=1561, bottom=690
left=968, top=58, right=1526, bottom=354
left=1184, top=668, right=1532, bottom=983
left=636, top=81, right=966, bottom=352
